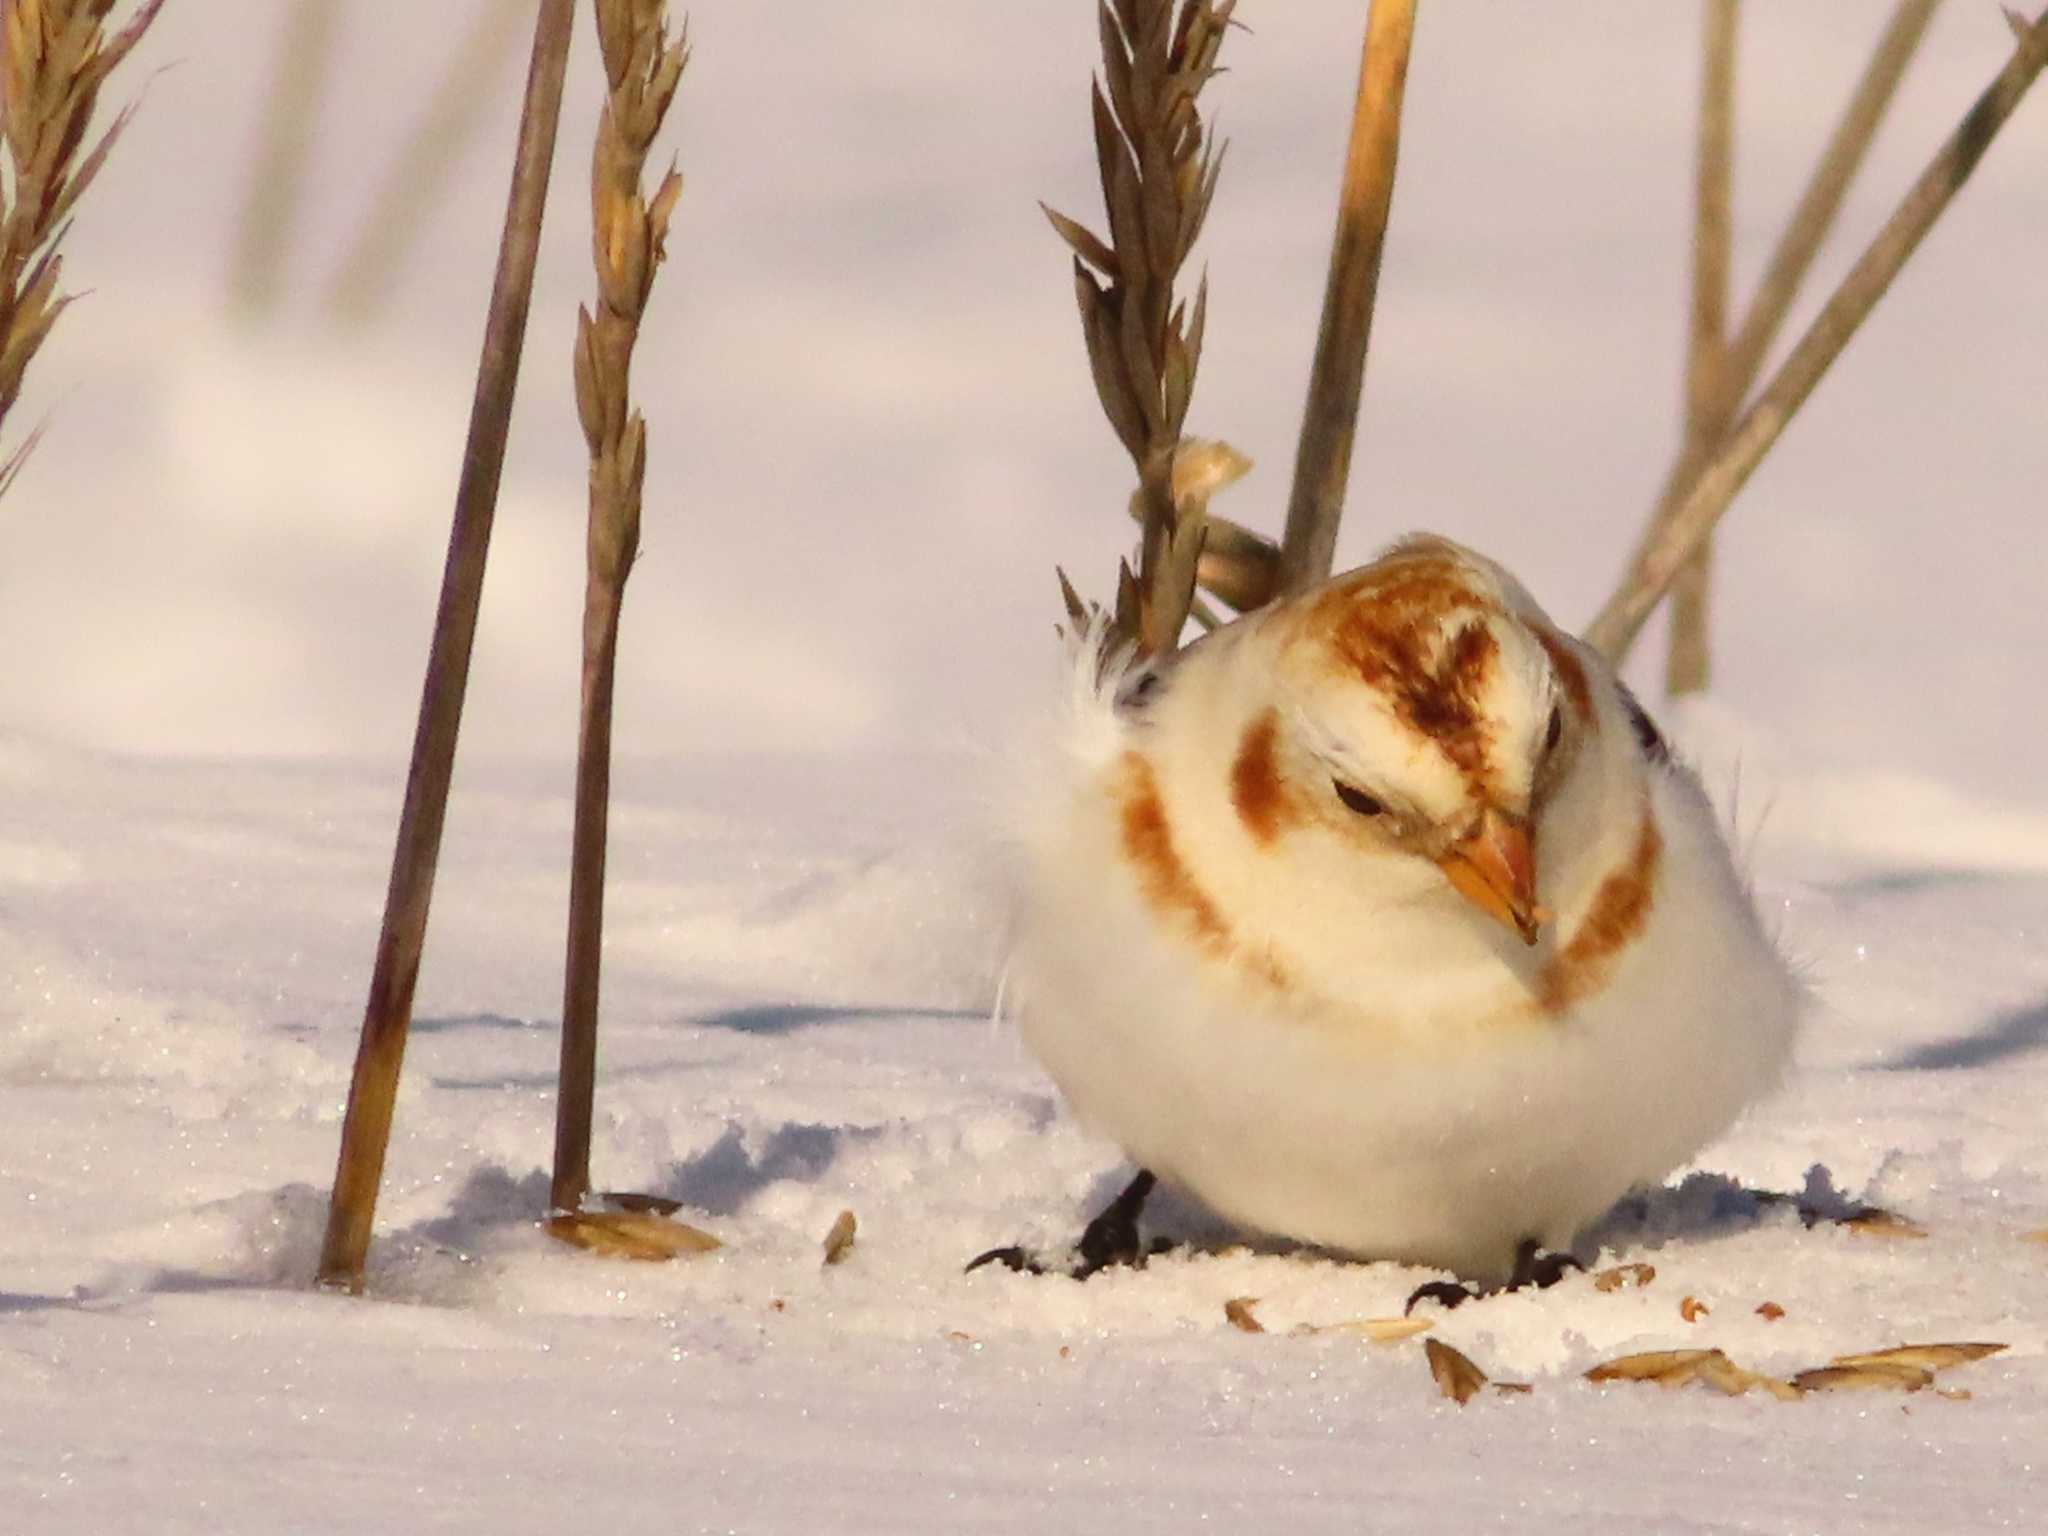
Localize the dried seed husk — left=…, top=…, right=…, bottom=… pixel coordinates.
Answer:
left=1756, top=1301, right=1786, bottom=1321
left=544, top=1208, right=721, bottom=1261
left=1585, top=1349, right=1722, bottom=1387
left=1837, top=1208, right=1928, bottom=1239
left=821, top=1209, right=857, bottom=1267
left=1425, top=1338, right=1488, bottom=1405
left=1681, top=1295, right=1711, bottom=1322
left=1828, top=1342, right=2005, bottom=1374
left=1592, top=1262, right=1656, bottom=1293
left=1223, top=1296, right=1265, bottom=1334
left=1693, top=1352, right=1803, bottom=1401
left=1310, top=1316, right=1432, bottom=1343
left=1791, top=1362, right=1933, bottom=1394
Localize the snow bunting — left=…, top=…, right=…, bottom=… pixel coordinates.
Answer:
left=998, top=535, right=1799, bottom=1283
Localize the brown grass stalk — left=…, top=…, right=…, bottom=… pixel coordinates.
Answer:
left=329, top=0, right=530, bottom=321
left=1586, top=9, right=2048, bottom=661
left=1276, top=0, right=1417, bottom=596
left=0, top=0, right=166, bottom=471
left=1045, top=0, right=1234, bottom=658
left=229, top=0, right=336, bottom=314
left=317, top=0, right=578, bottom=1294
left=552, top=0, right=685, bottom=1216
left=1664, top=0, right=1738, bottom=696
left=1589, top=0, right=1942, bottom=663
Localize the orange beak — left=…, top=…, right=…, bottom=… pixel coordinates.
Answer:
left=1436, top=807, right=1546, bottom=946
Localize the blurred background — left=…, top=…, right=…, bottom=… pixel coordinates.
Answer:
left=2, top=3, right=2043, bottom=806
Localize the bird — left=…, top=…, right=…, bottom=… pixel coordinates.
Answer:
left=991, top=533, right=1800, bottom=1290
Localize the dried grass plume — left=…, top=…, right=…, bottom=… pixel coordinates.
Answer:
left=0, top=0, right=167, bottom=492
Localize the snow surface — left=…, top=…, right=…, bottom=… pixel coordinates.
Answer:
left=5, top=722, right=2048, bottom=1533
left=3, top=3, right=2048, bottom=1532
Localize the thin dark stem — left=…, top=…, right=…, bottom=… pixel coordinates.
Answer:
left=232, top=0, right=341, bottom=313
left=552, top=581, right=623, bottom=1214
left=330, top=0, right=531, bottom=320
left=1278, top=0, right=1417, bottom=595
left=1666, top=0, right=1738, bottom=696
left=317, top=0, right=577, bottom=1294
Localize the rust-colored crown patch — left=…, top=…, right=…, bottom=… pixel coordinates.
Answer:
left=1315, top=560, right=1501, bottom=787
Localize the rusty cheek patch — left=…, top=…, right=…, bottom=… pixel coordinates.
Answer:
left=1536, top=626, right=1597, bottom=726
left=1536, top=807, right=1661, bottom=1015
left=1230, top=708, right=1295, bottom=845
left=1120, top=752, right=1228, bottom=947
left=1118, top=751, right=1291, bottom=990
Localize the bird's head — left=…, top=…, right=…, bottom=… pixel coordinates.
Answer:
left=1221, top=536, right=1594, bottom=947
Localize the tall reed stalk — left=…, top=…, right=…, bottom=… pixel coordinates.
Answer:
left=318, top=0, right=577, bottom=1294
left=330, top=0, right=530, bottom=321
left=1276, top=0, right=1416, bottom=597
left=1587, top=8, right=2048, bottom=659
left=230, top=0, right=335, bottom=315
left=1663, top=0, right=1738, bottom=696
left=552, top=0, right=686, bottom=1217
left=1601, top=0, right=1940, bottom=677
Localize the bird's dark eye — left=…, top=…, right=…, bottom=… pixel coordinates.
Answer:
left=1333, top=780, right=1383, bottom=817
left=1544, top=704, right=1563, bottom=755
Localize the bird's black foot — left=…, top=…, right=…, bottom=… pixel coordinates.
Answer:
left=967, top=1169, right=1164, bottom=1280
left=1507, top=1238, right=1584, bottom=1291
left=1404, top=1238, right=1584, bottom=1314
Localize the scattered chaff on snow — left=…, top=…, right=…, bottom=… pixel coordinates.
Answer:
left=1591, top=1262, right=1657, bottom=1293
left=1424, top=1338, right=1488, bottom=1405
left=1585, top=1349, right=1724, bottom=1389
left=1298, top=1316, right=1432, bottom=1344
left=1837, top=1208, right=1929, bottom=1240
left=544, top=1205, right=721, bottom=1262
left=1223, top=1297, right=1265, bottom=1334
left=822, top=1209, right=858, bottom=1267
left=1791, top=1362, right=1934, bottom=1395
left=1829, top=1343, right=2005, bottom=1373
left=1588, top=1339, right=2004, bottom=1402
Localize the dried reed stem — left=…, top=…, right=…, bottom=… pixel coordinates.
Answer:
left=553, top=0, right=685, bottom=1216
left=230, top=0, right=336, bottom=314
left=1277, top=0, right=1416, bottom=596
left=1046, top=0, right=1234, bottom=657
left=1664, top=0, right=1738, bottom=696
left=1591, top=0, right=1941, bottom=663
left=330, top=0, right=530, bottom=321
left=1586, top=10, right=2048, bottom=660
left=317, top=0, right=577, bottom=1293
left=0, top=0, right=167, bottom=477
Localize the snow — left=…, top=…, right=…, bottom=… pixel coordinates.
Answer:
left=5, top=732, right=2047, bottom=1532
left=4, top=3, right=2048, bottom=1532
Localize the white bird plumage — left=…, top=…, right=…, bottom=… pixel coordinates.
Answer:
left=1000, top=535, right=1799, bottom=1281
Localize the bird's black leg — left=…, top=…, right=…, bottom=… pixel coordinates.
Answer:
left=1073, top=1168, right=1157, bottom=1278
left=1506, top=1237, right=1583, bottom=1291
left=1404, top=1237, right=1583, bottom=1313
left=966, top=1168, right=1162, bottom=1279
